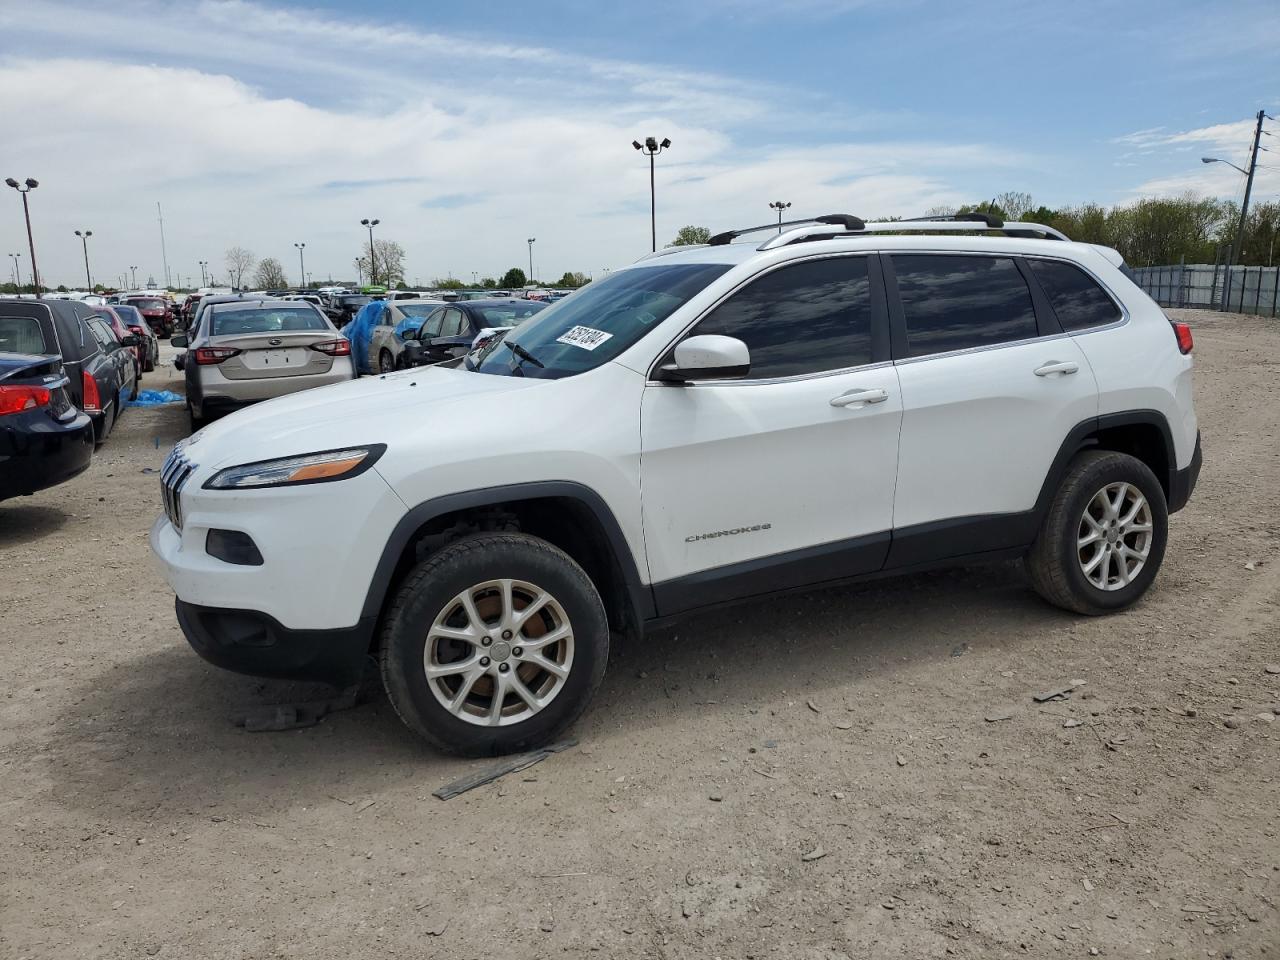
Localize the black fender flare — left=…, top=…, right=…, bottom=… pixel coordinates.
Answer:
left=1033, top=410, right=1178, bottom=522
left=359, top=480, right=656, bottom=626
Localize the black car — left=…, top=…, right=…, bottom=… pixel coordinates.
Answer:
left=402, top=298, right=548, bottom=367
left=324, top=293, right=373, bottom=327
left=0, top=350, right=94, bottom=501
left=0, top=299, right=138, bottom=444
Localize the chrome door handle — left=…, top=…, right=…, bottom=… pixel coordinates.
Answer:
left=1034, top=361, right=1079, bottom=377
left=830, top=387, right=889, bottom=407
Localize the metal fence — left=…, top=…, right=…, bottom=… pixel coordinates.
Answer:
left=1130, top=262, right=1279, bottom=317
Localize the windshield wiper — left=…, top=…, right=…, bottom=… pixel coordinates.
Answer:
left=503, top=340, right=544, bottom=368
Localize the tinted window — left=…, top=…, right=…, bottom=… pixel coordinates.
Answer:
left=0, top=316, right=48, bottom=354
left=210, top=308, right=329, bottom=336
left=419, top=308, right=445, bottom=339
left=473, top=263, right=731, bottom=380
left=692, top=257, right=874, bottom=378
left=440, top=308, right=465, bottom=337
left=1028, top=259, right=1121, bottom=331
left=87, top=318, right=116, bottom=348
left=893, top=255, right=1037, bottom=357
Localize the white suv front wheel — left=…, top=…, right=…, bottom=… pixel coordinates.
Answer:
left=379, top=533, right=609, bottom=756
left=1027, top=451, right=1169, bottom=615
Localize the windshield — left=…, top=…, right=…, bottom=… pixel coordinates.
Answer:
left=113, top=305, right=143, bottom=324
left=340, top=296, right=372, bottom=307
left=211, top=307, right=330, bottom=336
left=0, top=316, right=49, bottom=354
left=397, top=303, right=440, bottom=318
left=128, top=298, right=166, bottom=311
left=470, top=263, right=730, bottom=379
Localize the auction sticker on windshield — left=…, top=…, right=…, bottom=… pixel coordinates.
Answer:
left=555, top=326, right=614, bottom=351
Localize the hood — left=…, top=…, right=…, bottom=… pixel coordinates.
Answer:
left=187, top=365, right=545, bottom=469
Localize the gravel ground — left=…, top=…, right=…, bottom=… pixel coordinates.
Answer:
left=2, top=308, right=1278, bottom=959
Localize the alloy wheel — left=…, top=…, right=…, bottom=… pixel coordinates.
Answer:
left=423, top=578, right=574, bottom=726
left=1077, top=481, right=1153, bottom=591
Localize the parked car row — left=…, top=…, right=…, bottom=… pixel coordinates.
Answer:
left=0, top=298, right=145, bottom=502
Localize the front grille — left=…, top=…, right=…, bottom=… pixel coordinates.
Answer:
left=161, top=449, right=196, bottom=531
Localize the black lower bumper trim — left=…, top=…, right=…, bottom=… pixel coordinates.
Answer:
left=175, top=599, right=373, bottom=687
left=1168, top=431, right=1202, bottom=514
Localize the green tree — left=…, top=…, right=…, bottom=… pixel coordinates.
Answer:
left=557, top=271, right=588, bottom=288
left=253, top=257, right=288, bottom=289
left=480, top=277, right=497, bottom=288
left=435, top=277, right=465, bottom=290
left=55, top=284, right=69, bottom=293
left=501, top=267, right=527, bottom=288
left=668, top=225, right=711, bottom=247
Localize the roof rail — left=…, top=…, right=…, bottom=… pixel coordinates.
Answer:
left=756, top=218, right=1069, bottom=249
left=899, top=212, right=1004, bottom=228
left=707, top=213, right=865, bottom=247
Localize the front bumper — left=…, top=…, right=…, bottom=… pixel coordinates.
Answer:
left=176, top=599, right=372, bottom=686
left=1168, top=431, right=1202, bottom=514
left=0, top=411, right=94, bottom=499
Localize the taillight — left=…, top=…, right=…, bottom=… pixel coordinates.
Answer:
left=82, top=370, right=101, bottom=412
left=310, top=339, right=351, bottom=357
left=1172, top=321, right=1193, bottom=355
left=195, top=347, right=241, bottom=365
left=0, top=384, right=51, bottom=416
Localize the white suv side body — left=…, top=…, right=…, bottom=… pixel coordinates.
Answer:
left=152, top=221, right=1200, bottom=755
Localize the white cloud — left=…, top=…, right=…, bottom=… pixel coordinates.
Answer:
left=0, top=0, right=1030, bottom=287
left=1114, top=116, right=1278, bottom=204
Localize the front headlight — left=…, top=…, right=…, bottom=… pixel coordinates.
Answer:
left=203, top=444, right=386, bottom=490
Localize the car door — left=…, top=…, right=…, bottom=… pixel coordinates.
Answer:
left=640, top=254, right=901, bottom=615
left=883, top=252, right=1099, bottom=566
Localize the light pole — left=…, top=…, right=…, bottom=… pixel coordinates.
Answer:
left=294, top=242, right=306, bottom=288
left=769, top=200, right=791, bottom=233
left=632, top=136, right=671, bottom=252
left=198, top=261, right=208, bottom=286
left=361, top=218, right=380, bottom=286
left=527, top=238, right=536, bottom=284
left=7, top=252, right=21, bottom=288
left=1203, top=109, right=1269, bottom=310
left=5, top=178, right=41, bottom=298
left=74, top=229, right=93, bottom=290
left=130, top=264, right=139, bottom=288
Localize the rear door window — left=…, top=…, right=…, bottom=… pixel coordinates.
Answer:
left=440, top=308, right=466, bottom=337
left=0, top=316, right=49, bottom=354
left=689, top=256, right=876, bottom=378
left=419, top=308, right=446, bottom=339
left=891, top=254, right=1038, bottom=357
left=1027, top=259, right=1122, bottom=331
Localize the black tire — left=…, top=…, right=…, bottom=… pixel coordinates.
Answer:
left=379, top=533, right=609, bottom=757
left=1027, top=450, right=1168, bottom=615
left=130, top=370, right=140, bottom=401
left=379, top=349, right=395, bottom=375
left=188, top=401, right=204, bottom=432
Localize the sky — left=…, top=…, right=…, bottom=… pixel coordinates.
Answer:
left=0, top=0, right=1276, bottom=289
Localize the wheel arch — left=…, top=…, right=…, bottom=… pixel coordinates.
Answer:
left=1035, top=411, right=1177, bottom=523
left=361, top=482, right=654, bottom=647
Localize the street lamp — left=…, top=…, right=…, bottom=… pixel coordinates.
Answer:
left=294, top=242, right=306, bottom=289
left=632, top=136, right=671, bottom=252
left=1201, top=156, right=1248, bottom=175
left=5, top=177, right=41, bottom=298
left=74, top=229, right=93, bottom=291
left=7, top=252, right=21, bottom=288
left=198, top=260, right=208, bottom=286
left=769, top=200, right=792, bottom=233
left=527, top=238, right=536, bottom=285
left=360, top=218, right=380, bottom=286
left=130, top=265, right=139, bottom=289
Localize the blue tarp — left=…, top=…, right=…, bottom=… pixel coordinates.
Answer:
left=341, top=300, right=386, bottom=375
left=127, top=390, right=184, bottom=406
left=393, top=315, right=425, bottom=341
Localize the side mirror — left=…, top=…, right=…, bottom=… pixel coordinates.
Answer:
left=654, top=335, right=750, bottom=382
left=171, top=334, right=189, bottom=348
left=120, top=334, right=140, bottom=347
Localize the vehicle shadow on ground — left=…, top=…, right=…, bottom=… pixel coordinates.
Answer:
left=0, top=503, right=69, bottom=547
left=43, top=559, right=1070, bottom=816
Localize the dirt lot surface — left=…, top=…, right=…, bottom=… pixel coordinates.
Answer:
left=2, top=308, right=1278, bottom=959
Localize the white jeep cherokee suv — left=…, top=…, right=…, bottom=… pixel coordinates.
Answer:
left=151, top=212, right=1201, bottom=756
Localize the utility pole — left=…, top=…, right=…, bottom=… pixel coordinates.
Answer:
left=75, top=230, right=93, bottom=290
left=527, top=238, right=535, bottom=284
left=1231, top=110, right=1267, bottom=282
left=157, top=202, right=170, bottom=289
left=294, top=242, right=306, bottom=288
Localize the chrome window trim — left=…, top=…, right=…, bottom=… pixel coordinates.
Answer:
left=644, top=251, right=879, bottom=384
left=662, top=358, right=895, bottom=388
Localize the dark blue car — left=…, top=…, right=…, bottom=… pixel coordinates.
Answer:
left=0, top=350, right=94, bottom=501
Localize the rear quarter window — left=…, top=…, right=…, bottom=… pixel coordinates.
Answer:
left=1027, top=259, right=1122, bottom=331
left=892, top=254, right=1037, bottom=357
left=0, top=316, right=49, bottom=354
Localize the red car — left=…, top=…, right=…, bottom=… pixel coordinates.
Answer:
left=96, top=305, right=145, bottom=379
left=110, top=303, right=160, bottom=372
left=124, top=295, right=175, bottom=338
